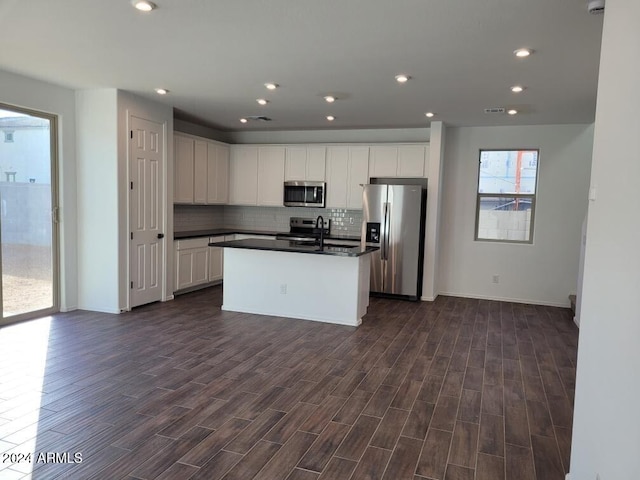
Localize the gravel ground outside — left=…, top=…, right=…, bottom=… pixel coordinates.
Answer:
left=1, top=244, right=53, bottom=317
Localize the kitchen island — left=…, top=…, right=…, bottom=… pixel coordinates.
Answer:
left=211, top=238, right=378, bottom=326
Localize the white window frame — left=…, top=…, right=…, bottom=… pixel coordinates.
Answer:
left=474, top=148, right=539, bottom=244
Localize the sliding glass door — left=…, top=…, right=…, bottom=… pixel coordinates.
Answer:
left=0, top=104, right=58, bottom=324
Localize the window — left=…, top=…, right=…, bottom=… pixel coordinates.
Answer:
left=475, top=149, right=539, bottom=243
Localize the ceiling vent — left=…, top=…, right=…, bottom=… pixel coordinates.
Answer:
left=484, top=107, right=506, bottom=114
left=587, top=0, right=605, bottom=14
left=245, top=115, right=272, bottom=122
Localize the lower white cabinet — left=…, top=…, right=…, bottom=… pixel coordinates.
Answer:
left=175, top=237, right=210, bottom=291
left=208, top=236, right=225, bottom=282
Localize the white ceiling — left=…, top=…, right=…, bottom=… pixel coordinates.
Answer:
left=0, top=0, right=603, bottom=131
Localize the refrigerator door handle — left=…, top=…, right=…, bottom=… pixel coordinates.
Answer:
left=383, top=201, right=391, bottom=260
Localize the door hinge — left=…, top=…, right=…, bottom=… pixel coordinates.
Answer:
left=130, top=181, right=133, bottom=190
left=130, top=281, right=133, bottom=289
left=130, top=232, right=133, bottom=240
left=130, top=130, right=133, bottom=139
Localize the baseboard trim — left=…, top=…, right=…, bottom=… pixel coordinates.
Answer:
left=420, top=295, right=437, bottom=302
left=573, top=316, right=580, bottom=328
left=438, top=291, right=570, bottom=308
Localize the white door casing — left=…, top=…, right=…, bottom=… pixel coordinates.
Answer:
left=130, top=116, right=164, bottom=308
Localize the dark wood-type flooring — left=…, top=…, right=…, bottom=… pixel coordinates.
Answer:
left=0, top=286, right=578, bottom=479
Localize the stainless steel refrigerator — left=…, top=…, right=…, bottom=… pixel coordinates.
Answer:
left=361, top=184, right=426, bottom=300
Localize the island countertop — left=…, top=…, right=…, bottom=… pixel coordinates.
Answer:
left=210, top=238, right=378, bottom=257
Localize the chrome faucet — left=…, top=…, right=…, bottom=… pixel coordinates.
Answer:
left=315, top=215, right=325, bottom=251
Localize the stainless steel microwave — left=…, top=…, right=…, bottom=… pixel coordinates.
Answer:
left=283, top=181, right=326, bottom=207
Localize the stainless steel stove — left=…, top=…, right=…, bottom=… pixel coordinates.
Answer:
left=275, top=217, right=330, bottom=243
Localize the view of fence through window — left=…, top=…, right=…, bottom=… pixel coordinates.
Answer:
left=475, top=149, right=539, bottom=243
left=0, top=107, right=54, bottom=319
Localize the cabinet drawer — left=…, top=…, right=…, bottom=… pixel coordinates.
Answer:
left=175, top=237, right=210, bottom=250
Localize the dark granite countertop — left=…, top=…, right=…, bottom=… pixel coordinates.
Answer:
left=174, top=229, right=281, bottom=239
left=174, top=228, right=361, bottom=242
left=209, top=238, right=377, bottom=258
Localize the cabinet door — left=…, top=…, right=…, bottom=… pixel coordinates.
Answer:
left=325, top=146, right=349, bottom=208
left=369, top=146, right=398, bottom=178
left=174, top=135, right=194, bottom=203
left=285, top=147, right=307, bottom=181
left=216, top=145, right=230, bottom=203
left=347, top=147, right=370, bottom=209
left=306, top=146, right=326, bottom=180
left=397, top=145, right=426, bottom=177
left=192, top=247, right=209, bottom=285
left=229, top=146, right=258, bottom=205
left=207, top=143, right=230, bottom=204
left=208, top=236, right=225, bottom=282
left=176, top=249, right=194, bottom=290
left=193, top=140, right=208, bottom=204
left=257, top=146, right=285, bottom=206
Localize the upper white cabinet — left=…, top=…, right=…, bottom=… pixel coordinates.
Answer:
left=174, top=133, right=229, bottom=204
left=229, top=145, right=258, bottom=205
left=368, top=144, right=429, bottom=179
left=326, top=146, right=369, bottom=209
left=207, top=143, right=229, bottom=204
left=257, top=146, right=285, bottom=206
left=285, top=146, right=326, bottom=181
left=174, top=135, right=195, bottom=203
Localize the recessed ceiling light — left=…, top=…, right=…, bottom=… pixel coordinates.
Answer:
left=395, top=74, right=410, bottom=83
left=154, top=88, right=168, bottom=95
left=256, top=99, right=268, bottom=105
left=425, top=112, right=435, bottom=118
left=507, top=109, right=518, bottom=115
left=264, top=83, right=279, bottom=90
left=326, top=115, right=335, bottom=121
left=324, top=95, right=336, bottom=103
left=510, top=85, right=524, bottom=93
left=514, top=48, right=532, bottom=58
left=240, top=118, right=248, bottom=123
left=132, top=0, right=156, bottom=12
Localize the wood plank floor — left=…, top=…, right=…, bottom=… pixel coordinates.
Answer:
left=0, top=286, right=578, bottom=479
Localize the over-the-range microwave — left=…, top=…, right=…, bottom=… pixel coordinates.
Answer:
left=283, top=181, right=326, bottom=208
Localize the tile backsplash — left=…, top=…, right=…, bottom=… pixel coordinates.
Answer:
left=174, top=204, right=363, bottom=236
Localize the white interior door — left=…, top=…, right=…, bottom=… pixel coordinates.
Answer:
left=129, top=115, right=164, bottom=308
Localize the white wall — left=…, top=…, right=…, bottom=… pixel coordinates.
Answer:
left=422, top=121, right=445, bottom=300
left=570, top=1, right=640, bottom=479
left=227, top=127, right=430, bottom=145
left=76, top=89, right=173, bottom=312
left=438, top=124, right=593, bottom=307
left=76, top=89, right=120, bottom=313
left=0, top=69, right=78, bottom=312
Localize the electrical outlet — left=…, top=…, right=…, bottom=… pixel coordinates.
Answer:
left=492, top=274, right=500, bottom=284
left=280, top=284, right=287, bottom=294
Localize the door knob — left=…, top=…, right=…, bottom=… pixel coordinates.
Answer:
left=157, top=233, right=165, bottom=239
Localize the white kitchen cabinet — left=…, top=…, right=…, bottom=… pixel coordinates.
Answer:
left=285, top=146, right=326, bottom=181
left=174, top=134, right=195, bottom=203
left=369, top=146, right=399, bottom=178
left=207, top=143, right=229, bottom=204
left=174, top=133, right=230, bottom=204
left=208, top=235, right=225, bottom=282
left=233, top=234, right=277, bottom=240
left=326, top=146, right=369, bottom=209
left=398, top=145, right=428, bottom=177
left=368, top=144, right=428, bottom=179
left=193, top=139, right=208, bottom=204
left=229, top=145, right=258, bottom=205
left=257, top=146, right=285, bottom=206
left=175, top=237, right=210, bottom=291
